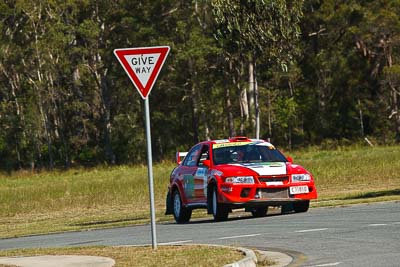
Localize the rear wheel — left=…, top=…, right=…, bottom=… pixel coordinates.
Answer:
left=172, top=190, right=192, bottom=223
left=251, top=206, right=268, bottom=217
left=212, top=186, right=229, bottom=221
left=293, top=200, right=310, bottom=213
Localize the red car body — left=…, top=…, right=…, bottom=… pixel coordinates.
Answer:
left=165, top=137, right=317, bottom=223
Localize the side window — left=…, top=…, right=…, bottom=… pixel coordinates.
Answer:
left=198, top=145, right=209, bottom=166
left=183, top=145, right=202, bottom=167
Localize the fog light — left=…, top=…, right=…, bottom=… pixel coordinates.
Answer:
left=241, top=188, right=251, bottom=197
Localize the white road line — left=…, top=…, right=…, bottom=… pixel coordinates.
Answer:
left=294, top=228, right=328, bottom=233
left=368, top=223, right=388, bottom=226
left=218, top=233, right=261, bottom=240
left=159, top=240, right=193, bottom=245
left=312, top=262, right=342, bottom=266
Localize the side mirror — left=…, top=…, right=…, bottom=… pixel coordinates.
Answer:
left=286, top=156, right=293, bottom=164
left=202, top=159, right=211, bottom=167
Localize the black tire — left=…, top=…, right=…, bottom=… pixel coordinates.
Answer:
left=211, top=186, right=229, bottom=221
left=172, top=190, right=192, bottom=223
left=165, top=191, right=173, bottom=215
left=251, top=206, right=268, bottom=217
left=293, top=200, right=310, bottom=213
left=281, top=203, right=294, bottom=214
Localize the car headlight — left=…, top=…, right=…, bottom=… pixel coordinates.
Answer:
left=292, top=174, right=311, bottom=182
left=225, top=176, right=254, bottom=184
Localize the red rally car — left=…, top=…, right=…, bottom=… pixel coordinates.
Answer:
left=165, top=137, right=317, bottom=223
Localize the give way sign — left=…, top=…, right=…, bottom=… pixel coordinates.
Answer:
left=114, top=46, right=170, bottom=99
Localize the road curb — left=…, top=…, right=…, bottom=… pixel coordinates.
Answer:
left=207, top=244, right=292, bottom=267
left=122, top=244, right=293, bottom=267
left=223, top=247, right=293, bottom=267
left=223, top=246, right=257, bottom=267
left=124, top=244, right=259, bottom=267
left=255, top=250, right=293, bottom=267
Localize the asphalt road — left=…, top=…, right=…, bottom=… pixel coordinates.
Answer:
left=1, top=201, right=399, bottom=267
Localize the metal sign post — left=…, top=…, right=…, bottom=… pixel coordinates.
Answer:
left=144, top=97, right=157, bottom=249
left=114, top=46, right=170, bottom=250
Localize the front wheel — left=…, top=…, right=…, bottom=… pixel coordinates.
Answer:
left=212, top=186, right=229, bottom=221
left=293, top=200, right=310, bottom=213
left=172, top=190, right=192, bottom=223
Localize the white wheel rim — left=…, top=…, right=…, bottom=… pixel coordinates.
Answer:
left=174, top=193, right=181, bottom=217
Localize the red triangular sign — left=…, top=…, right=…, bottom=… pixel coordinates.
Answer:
left=114, top=46, right=170, bottom=99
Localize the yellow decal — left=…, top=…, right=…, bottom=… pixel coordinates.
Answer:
left=212, top=141, right=251, bottom=149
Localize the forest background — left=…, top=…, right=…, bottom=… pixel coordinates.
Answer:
left=1, top=0, right=400, bottom=171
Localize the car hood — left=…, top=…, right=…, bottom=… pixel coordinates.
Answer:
left=215, top=162, right=288, bottom=176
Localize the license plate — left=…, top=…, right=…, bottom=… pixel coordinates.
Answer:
left=290, top=186, right=309, bottom=195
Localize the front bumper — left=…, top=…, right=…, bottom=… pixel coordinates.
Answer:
left=228, top=198, right=308, bottom=209
left=219, top=183, right=317, bottom=206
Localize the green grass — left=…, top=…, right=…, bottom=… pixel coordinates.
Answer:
left=0, top=245, right=245, bottom=267
left=0, top=164, right=175, bottom=238
left=0, top=145, right=399, bottom=238
left=289, top=146, right=400, bottom=201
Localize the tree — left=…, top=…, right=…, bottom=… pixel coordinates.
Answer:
left=352, top=0, right=400, bottom=142
left=212, top=0, right=304, bottom=138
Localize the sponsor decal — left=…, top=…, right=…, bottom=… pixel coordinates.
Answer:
left=212, top=141, right=251, bottom=148
left=212, top=141, right=275, bottom=150
left=195, top=167, right=207, bottom=177
left=211, top=169, right=223, bottom=176
left=266, top=181, right=284, bottom=186
left=195, top=167, right=208, bottom=197
left=183, top=174, right=194, bottom=196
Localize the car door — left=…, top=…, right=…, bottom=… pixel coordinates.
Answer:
left=179, top=144, right=209, bottom=203
left=192, top=144, right=209, bottom=203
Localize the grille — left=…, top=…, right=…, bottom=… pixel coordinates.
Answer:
left=258, top=176, right=289, bottom=183
left=259, top=188, right=289, bottom=199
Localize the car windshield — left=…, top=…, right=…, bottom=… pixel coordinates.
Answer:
left=212, top=142, right=287, bottom=165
